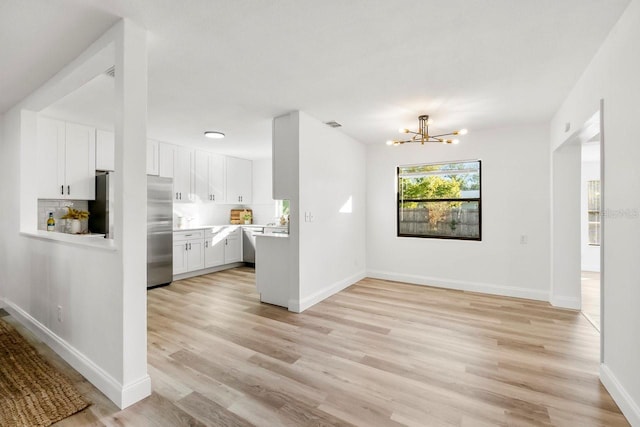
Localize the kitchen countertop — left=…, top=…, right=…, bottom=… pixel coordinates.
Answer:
left=173, top=224, right=288, bottom=232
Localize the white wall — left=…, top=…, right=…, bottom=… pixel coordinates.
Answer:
left=297, top=112, right=367, bottom=310
left=0, top=20, right=150, bottom=409
left=551, top=0, right=640, bottom=424
left=366, top=124, right=551, bottom=301
left=581, top=155, right=601, bottom=272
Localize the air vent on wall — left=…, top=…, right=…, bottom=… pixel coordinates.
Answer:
left=105, top=66, right=115, bottom=78
left=324, top=120, right=342, bottom=128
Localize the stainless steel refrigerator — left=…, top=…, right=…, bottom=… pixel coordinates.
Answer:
left=89, top=173, right=173, bottom=288
left=147, top=175, right=173, bottom=288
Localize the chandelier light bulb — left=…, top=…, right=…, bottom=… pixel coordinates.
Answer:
left=458, top=128, right=468, bottom=135
left=398, top=128, right=409, bottom=133
left=453, top=139, right=460, bottom=144
left=386, top=140, right=394, bottom=146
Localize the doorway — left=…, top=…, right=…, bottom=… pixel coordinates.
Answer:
left=551, top=104, right=604, bottom=353
left=581, top=139, right=601, bottom=331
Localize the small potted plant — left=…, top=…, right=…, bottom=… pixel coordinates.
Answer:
left=242, top=211, right=252, bottom=225
left=60, top=207, right=90, bottom=234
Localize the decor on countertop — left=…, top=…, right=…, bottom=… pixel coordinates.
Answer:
left=46, top=213, right=55, bottom=231
left=243, top=210, right=252, bottom=225
left=0, top=317, right=90, bottom=427
left=60, top=207, right=89, bottom=234
left=387, top=114, right=468, bottom=146
left=230, top=208, right=252, bottom=224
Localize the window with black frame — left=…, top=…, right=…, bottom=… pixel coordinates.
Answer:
left=397, top=160, right=481, bottom=240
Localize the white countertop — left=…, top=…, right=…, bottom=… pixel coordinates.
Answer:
left=174, top=224, right=287, bottom=232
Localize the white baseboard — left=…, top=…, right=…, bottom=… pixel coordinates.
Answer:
left=4, top=299, right=150, bottom=409
left=121, top=374, right=152, bottom=409
left=600, top=363, right=640, bottom=426
left=549, top=294, right=581, bottom=310
left=366, top=270, right=549, bottom=302
left=289, top=270, right=366, bottom=313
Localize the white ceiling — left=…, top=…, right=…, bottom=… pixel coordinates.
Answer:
left=1, top=0, right=631, bottom=159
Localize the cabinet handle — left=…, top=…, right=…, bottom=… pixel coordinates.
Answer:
left=225, top=239, right=228, bottom=246
left=61, top=185, right=64, bottom=195
left=67, top=185, right=70, bottom=195
left=188, top=243, right=191, bottom=250
left=176, top=192, right=179, bottom=200
left=205, top=241, right=208, bottom=248
left=185, top=243, right=188, bottom=251
left=212, top=194, right=215, bottom=201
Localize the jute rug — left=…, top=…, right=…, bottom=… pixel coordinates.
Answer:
left=0, top=317, right=90, bottom=427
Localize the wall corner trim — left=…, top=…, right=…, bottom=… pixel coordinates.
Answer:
left=3, top=299, right=149, bottom=409
left=549, top=294, right=581, bottom=310
left=120, top=374, right=152, bottom=409
left=600, top=363, right=640, bottom=426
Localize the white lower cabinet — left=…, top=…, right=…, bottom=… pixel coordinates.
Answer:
left=204, top=229, right=225, bottom=268
left=224, top=228, right=242, bottom=264
left=173, top=230, right=204, bottom=274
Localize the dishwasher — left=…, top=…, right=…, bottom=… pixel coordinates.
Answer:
left=242, top=226, right=264, bottom=266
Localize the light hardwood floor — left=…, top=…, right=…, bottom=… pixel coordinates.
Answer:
left=3, top=267, right=628, bottom=426
left=581, top=271, right=600, bottom=331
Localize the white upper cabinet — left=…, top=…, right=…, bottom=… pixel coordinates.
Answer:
left=225, top=156, right=252, bottom=204
left=147, top=140, right=159, bottom=176
left=158, top=142, right=175, bottom=178
left=37, top=117, right=96, bottom=200
left=194, top=150, right=226, bottom=203
left=173, top=146, right=193, bottom=202
left=95, top=129, right=115, bottom=171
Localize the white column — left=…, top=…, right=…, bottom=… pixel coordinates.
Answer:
left=113, top=18, right=151, bottom=408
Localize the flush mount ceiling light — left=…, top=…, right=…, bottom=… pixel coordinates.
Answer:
left=386, top=115, right=467, bottom=146
left=204, top=131, right=225, bottom=139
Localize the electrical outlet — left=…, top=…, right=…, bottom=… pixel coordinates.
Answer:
left=520, top=235, right=528, bottom=245
left=57, top=305, right=63, bottom=322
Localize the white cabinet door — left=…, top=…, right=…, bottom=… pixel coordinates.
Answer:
left=186, top=238, right=204, bottom=271
left=209, top=153, right=226, bottom=203
left=158, top=142, right=175, bottom=178
left=224, top=228, right=242, bottom=264
left=37, top=117, right=66, bottom=199
left=225, top=156, right=252, bottom=204
left=147, top=140, right=159, bottom=175
left=95, top=129, right=115, bottom=171
left=173, top=241, right=188, bottom=274
left=64, top=122, right=96, bottom=200
left=195, top=151, right=226, bottom=203
left=205, top=232, right=225, bottom=268
left=194, top=150, right=210, bottom=203
left=174, top=146, right=192, bottom=202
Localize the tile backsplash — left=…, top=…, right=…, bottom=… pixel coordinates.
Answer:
left=38, top=199, right=89, bottom=233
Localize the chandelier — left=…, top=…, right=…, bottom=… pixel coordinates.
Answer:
left=386, top=115, right=468, bottom=146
